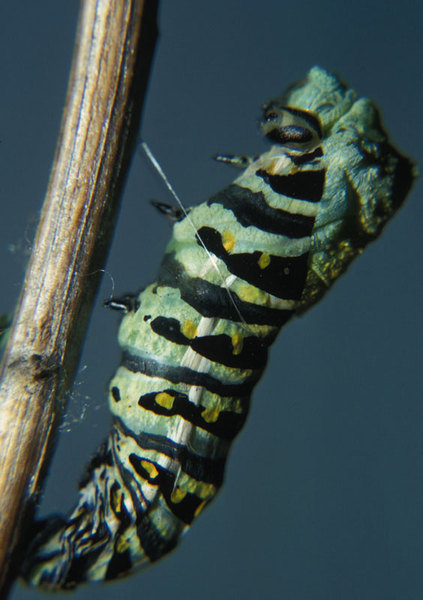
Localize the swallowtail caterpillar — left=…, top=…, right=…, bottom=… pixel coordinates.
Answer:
left=22, top=66, right=415, bottom=590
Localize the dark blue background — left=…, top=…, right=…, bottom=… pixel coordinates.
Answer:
left=2, top=2, right=422, bottom=599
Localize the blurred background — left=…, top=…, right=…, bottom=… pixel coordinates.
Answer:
left=1, top=1, right=422, bottom=599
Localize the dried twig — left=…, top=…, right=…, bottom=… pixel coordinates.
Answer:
left=0, top=0, right=158, bottom=594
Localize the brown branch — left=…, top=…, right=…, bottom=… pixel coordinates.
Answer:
left=0, top=0, right=158, bottom=594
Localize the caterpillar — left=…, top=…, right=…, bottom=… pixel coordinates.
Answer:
left=22, top=66, right=415, bottom=590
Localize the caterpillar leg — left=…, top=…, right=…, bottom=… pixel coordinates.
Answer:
left=213, top=153, right=257, bottom=168
left=150, top=200, right=184, bottom=222
left=104, top=295, right=140, bottom=313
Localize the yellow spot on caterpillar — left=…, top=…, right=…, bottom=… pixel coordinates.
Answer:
left=239, top=284, right=262, bottom=303
left=222, top=231, right=235, bottom=253
left=112, top=488, right=122, bottom=513
left=194, top=500, right=207, bottom=517
left=231, top=333, right=243, bottom=355
left=174, top=474, right=216, bottom=499
left=283, top=266, right=290, bottom=275
left=141, top=460, right=159, bottom=479
left=258, top=252, right=270, bottom=269
left=181, top=320, right=197, bottom=339
left=155, top=392, right=174, bottom=410
left=197, top=482, right=215, bottom=499
left=202, top=407, right=220, bottom=423
left=171, top=487, right=186, bottom=503
left=116, top=535, right=130, bottom=554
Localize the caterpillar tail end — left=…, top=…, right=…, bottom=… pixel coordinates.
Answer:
left=21, top=515, right=78, bottom=590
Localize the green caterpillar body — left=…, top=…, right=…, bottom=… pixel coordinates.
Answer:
left=23, top=66, right=415, bottom=590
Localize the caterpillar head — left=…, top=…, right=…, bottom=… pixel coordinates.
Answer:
left=261, top=66, right=416, bottom=310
